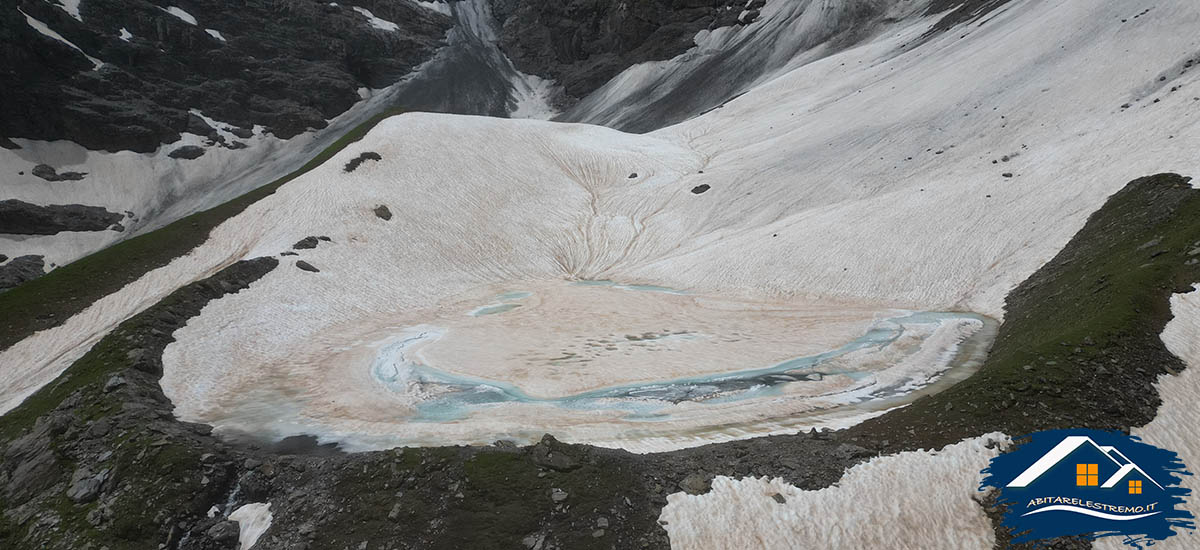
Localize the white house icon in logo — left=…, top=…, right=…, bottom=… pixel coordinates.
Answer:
left=1007, top=435, right=1164, bottom=490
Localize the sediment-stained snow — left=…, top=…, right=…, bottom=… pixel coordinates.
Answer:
left=660, top=433, right=1008, bottom=549
left=4, top=0, right=1200, bottom=455
left=1094, top=290, right=1200, bottom=550
left=229, top=502, right=272, bottom=550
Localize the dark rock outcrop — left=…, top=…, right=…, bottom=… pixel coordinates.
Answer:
left=295, top=260, right=320, bottom=273
left=292, top=236, right=325, bottom=250
left=373, top=205, right=393, bottom=220
left=490, top=0, right=750, bottom=102
left=30, top=164, right=86, bottom=182
left=344, top=151, right=383, bottom=172
left=690, top=184, right=710, bottom=194
left=167, top=145, right=206, bottom=160
left=0, top=199, right=124, bottom=235
left=0, top=255, right=45, bottom=292
left=0, top=0, right=451, bottom=152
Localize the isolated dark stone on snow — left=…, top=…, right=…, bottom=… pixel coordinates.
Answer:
left=628, top=172, right=638, bottom=179
left=344, top=151, right=383, bottom=172
left=31, top=164, right=86, bottom=181
left=296, top=260, right=320, bottom=272
left=293, top=237, right=321, bottom=249
left=374, top=205, right=393, bottom=220
left=691, top=184, right=711, bottom=194
left=0, top=199, right=123, bottom=235
left=168, top=145, right=206, bottom=160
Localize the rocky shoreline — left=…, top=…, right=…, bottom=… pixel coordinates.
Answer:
left=1, top=173, right=1197, bottom=549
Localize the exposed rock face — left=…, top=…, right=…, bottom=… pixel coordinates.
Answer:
left=0, top=0, right=451, bottom=152
left=0, top=255, right=45, bottom=292
left=292, top=236, right=326, bottom=250
left=490, top=0, right=750, bottom=102
left=344, top=151, right=382, bottom=172
left=0, top=199, right=124, bottom=235
left=167, top=145, right=206, bottom=160
left=30, top=164, right=86, bottom=181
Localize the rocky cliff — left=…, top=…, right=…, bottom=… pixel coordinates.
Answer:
left=0, top=0, right=451, bottom=153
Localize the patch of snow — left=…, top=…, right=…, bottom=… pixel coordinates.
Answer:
left=415, top=1, right=451, bottom=16
left=352, top=6, right=398, bottom=32
left=58, top=0, right=83, bottom=22
left=19, top=9, right=102, bottom=70
left=509, top=73, right=558, bottom=120
left=660, top=434, right=1007, bottom=549
left=118, top=27, right=132, bottom=41
left=1094, top=289, right=1200, bottom=549
left=229, top=503, right=272, bottom=550
left=205, top=29, right=226, bottom=42
left=160, top=6, right=198, bottom=26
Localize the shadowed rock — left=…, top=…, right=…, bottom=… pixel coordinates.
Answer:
left=31, top=164, right=86, bottom=181
left=0, top=200, right=123, bottom=235
left=168, top=145, right=206, bottom=160
left=344, top=151, right=383, bottom=172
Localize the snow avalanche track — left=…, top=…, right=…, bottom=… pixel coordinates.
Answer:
left=3, top=0, right=1200, bottom=464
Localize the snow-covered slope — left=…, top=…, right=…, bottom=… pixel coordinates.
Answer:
left=563, top=0, right=930, bottom=131
left=0, top=90, right=396, bottom=269
left=1095, top=287, right=1200, bottom=550
left=2, top=0, right=1199, bottom=455
left=660, top=433, right=1008, bottom=549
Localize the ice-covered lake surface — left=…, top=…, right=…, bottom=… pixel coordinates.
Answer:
left=166, top=280, right=994, bottom=452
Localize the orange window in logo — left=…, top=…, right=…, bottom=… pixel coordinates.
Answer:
left=1076, top=464, right=1099, bottom=486
left=1130, top=480, right=1143, bottom=494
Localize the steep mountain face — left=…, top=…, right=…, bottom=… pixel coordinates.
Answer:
left=491, top=0, right=1021, bottom=133
left=489, top=0, right=755, bottom=103
left=0, top=0, right=451, bottom=153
